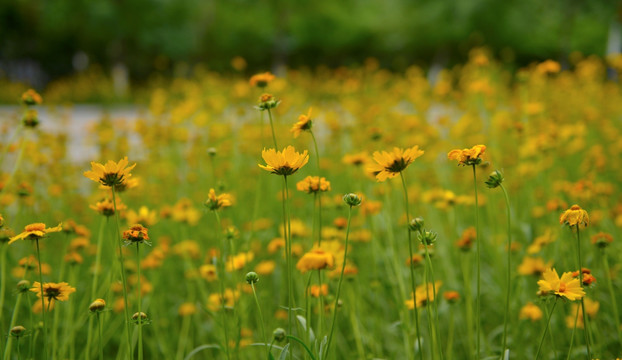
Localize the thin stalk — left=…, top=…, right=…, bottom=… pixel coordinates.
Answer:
left=566, top=304, right=580, bottom=360
left=446, top=306, right=455, bottom=360
left=35, top=238, right=48, bottom=360
left=317, top=270, right=324, bottom=339
left=399, top=172, right=424, bottom=360
left=602, top=249, right=622, bottom=343
left=472, top=164, right=481, bottom=359
left=325, top=204, right=352, bottom=357
left=111, top=187, right=134, bottom=360
left=175, top=311, right=192, bottom=360
left=422, top=241, right=442, bottom=360
left=86, top=217, right=107, bottom=359
left=213, top=210, right=231, bottom=360
left=267, top=109, right=278, bottom=149
left=2, top=292, right=23, bottom=360
left=136, top=243, right=143, bottom=360
left=461, top=253, right=475, bottom=360
left=281, top=175, right=294, bottom=356
left=251, top=283, right=269, bottom=359
left=574, top=226, right=591, bottom=359
left=535, top=299, right=557, bottom=360
left=0, top=245, right=7, bottom=327
left=97, top=313, right=104, bottom=360
left=499, top=184, right=512, bottom=357
left=310, top=130, right=321, bottom=173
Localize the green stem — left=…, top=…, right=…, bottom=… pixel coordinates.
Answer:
left=281, top=175, right=294, bottom=358
left=574, top=226, right=591, bottom=359
left=310, top=130, right=321, bottom=174
left=2, top=292, right=23, bottom=360
left=111, top=187, right=134, bottom=360
left=446, top=307, right=455, bottom=360
left=0, top=245, right=7, bottom=329
left=535, top=299, right=557, bottom=360
left=35, top=238, right=48, bottom=360
left=251, top=283, right=269, bottom=359
left=136, top=243, right=143, bottom=360
left=86, top=216, right=107, bottom=359
left=602, top=249, right=622, bottom=343
left=400, top=172, right=424, bottom=360
left=213, top=210, right=231, bottom=360
left=472, top=164, right=481, bottom=359
left=499, top=184, right=512, bottom=357
left=267, top=109, right=278, bottom=149
left=317, top=270, right=324, bottom=340
left=98, top=313, right=104, bottom=360
left=325, top=204, right=352, bottom=358
left=566, top=303, right=580, bottom=360
left=175, top=308, right=192, bottom=360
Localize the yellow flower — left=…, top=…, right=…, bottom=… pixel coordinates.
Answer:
left=447, top=145, right=486, bottom=166
left=122, top=224, right=150, bottom=244
left=207, top=289, right=239, bottom=311
left=291, top=108, right=313, bottom=138
left=537, top=268, right=585, bottom=301
left=84, top=157, right=136, bottom=188
left=259, top=146, right=309, bottom=176
left=518, top=257, right=551, bottom=276
left=178, top=302, right=197, bottom=316
left=21, top=89, right=42, bottom=105
left=559, top=204, right=589, bottom=228
left=309, top=284, right=329, bottom=297
left=205, top=189, right=233, bottom=210
left=9, top=223, right=62, bottom=245
left=90, top=197, right=126, bottom=217
left=405, top=281, right=443, bottom=309
left=367, top=146, right=424, bottom=182
left=30, top=281, right=76, bottom=309
left=254, top=260, right=276, bottom=276
left=296, top=248, right=335, bottom=273
left=519, top=302, right=543, bottom=321
left=342, top=152, right=369, bottom=167
left=296, top=176, right=331, bottom=194
left=565, top=298, right=599, bottom=329
left=126, top=206, right=158, bottom=227
left=249, top=72, right=275, bottom=88
left=199, top=264, right=218, bottom=282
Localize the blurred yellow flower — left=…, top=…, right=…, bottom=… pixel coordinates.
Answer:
left=205, top=189, right=233, bottom=210
left=296, top=176, right=331, bottom=194
left=368, top=146, right=424, bottom=182
left=84, top=157, right=136, bottom=188
left=447, top=145, right=486, bottom=166
left=291, top=108, right=313, bottom=138
left=537, top=268, right=585, bottom=301
left=296, top=248, right=335, bottom=273
left=519, top=302, right=543, bottom=321
left=559, top=204, right=589, bottom=228
left=126, top=206, right=158, bottom=227
left=259, top=146, right=309, bottom=176
left=249, top=72, right=275, bottom=88
left=31, top=281, right=76, bottom=309
left=9, top=223, right=62, bottom=245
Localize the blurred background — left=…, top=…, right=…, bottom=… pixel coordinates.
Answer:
left=0, top=0, right=619, bottom=101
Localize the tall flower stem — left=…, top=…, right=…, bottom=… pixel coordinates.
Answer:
left=86, top=216, right=107, bottom=359
left=267, top=109, right=278, bottom=149
left=310, top=130, right=323, bottom=247
left=136, top=243, right=144, bottom=360
left=250, top=282, right=269, bottom=359
left=574, top=226, right=591, bottom=359
left=499, top=184, right=512, bottom=357
left=0, top=245, right=7, bottom=328
left=97, top=313, right=104, bottom=360
left=471, top=164, right=481, bottom=358
left=35, top=238, right=48, bottom=360
left=213, top=210, right=231, bottom=360
left=281, top=175, right=294, bottom=353
left=601, top=249, right=622, bottom=343
left=111, top=187, right=134, bottom=360
left=535, top=298, right=557, bottom=360
left=565, top=304, right=580, bottom=360
left=317, top=270, right=324, bottom=339
left=2, top=291, right=23, bottom=360
left=399, top=172, right=424, bottom=360
left=325, top=203, right=353, bottom=357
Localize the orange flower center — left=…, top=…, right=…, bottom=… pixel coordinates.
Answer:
left=558, top=282, right=566, bottom=293
left=570, top=205, right=581, bottom=210
left=25, top=223, right=46, bottom=232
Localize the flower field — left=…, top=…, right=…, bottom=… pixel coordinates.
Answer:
left=2, top=50, right=622, bottom=360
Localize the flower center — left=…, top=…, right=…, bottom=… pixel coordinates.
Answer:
left=558, top=282, right=566, bottom=293
left=25, top=223, right=46, bottom=232
left=570, top=205, right=581, bottom=210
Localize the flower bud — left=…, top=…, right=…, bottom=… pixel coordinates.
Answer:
left=409, top=217, right=425, bottom=232
left=418, top=230, right=438, bottom=245
left=89, top=299, right=106, bottom=312
left=256, top=94, right=280, bottom=111
left=17, top=280, right=31, bottom=293
left=485, top=170, right=504, bottom=189
left=132, top=312, right=148, bottom=321
left=273, top=327, right=286, bottom=342
left=343, top=193, right=362, bottom=207
left=245, top=272, right=259, bottom=285
left=22, top=109, right=39, bottom=128
left=207, top=147, right=217, bottom=157
left=10, top=326, right=26, bottom=337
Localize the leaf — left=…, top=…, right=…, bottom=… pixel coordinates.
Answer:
left=183, top=344, right=221, bottom=360
left=278, top=343, right=290, bottom=360
left=296, top=315, right=316, bottom=342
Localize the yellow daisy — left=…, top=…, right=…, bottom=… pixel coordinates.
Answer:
left=367, top=146, right=424, bottom=182
left=9, top=223, right=62, bottom=245
left=258, top=146, right=309, bottom=176
left=84, top=157, right=136, bottom=188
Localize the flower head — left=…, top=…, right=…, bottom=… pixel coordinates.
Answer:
left=537, top=268, right=585, bottom=301
left=258, top=146, right=309, bottom=176
left=296, top=176, right=331, bottom=194
left=122, top=224, right=150, bottom=245
left=367, top=146, right=424, bottom=182
left=9, top=223, right=62, bottom=245
left=84, top=157, right=136, bottom=188
left=447, top=145, right=486, bottom=166
left=90, top=197, right=126, bottom=217
left=89, top=299, right=106, bottom=312
left=591, top=232, right=613, bottom=248
left=296, top=248, right=335, bottom=273
left=291, top=108, right=313, bottom=138
left=559, top=204, right=589, bottom=228
left=21, top=89, right=42, bottom=106
left=256, top=93, right=280, bottom=111
left=30, top=281, right=76, bottom=309
left=249, top=72, right=275, bottom=88
left=519, top=302, right=543, bottom=321
left=205, top=189, right=233, bottom=210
